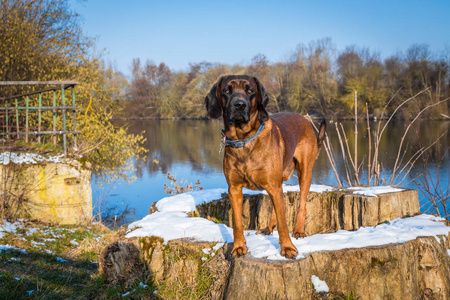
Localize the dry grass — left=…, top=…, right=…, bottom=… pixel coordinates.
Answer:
left=0, top=219, right=156, bottom=299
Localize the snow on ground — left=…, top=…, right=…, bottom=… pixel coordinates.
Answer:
left=127, top=188, right=450, bottom=260
left=155, top=189, right=228, bottom=213
left=247, top=215, right=450, bottom=260
left=281, top=184, right=335, bottom=194
left=0, top=220, right=19, bottom=239
left=311, top=275, right=329, bottom=293
left=347, top=185, right=404, bottom=197
left=155, top=184, right=334, bottom=213
left=0, top=244, right=27, bottom=254
left=127, top=211, right=233, bottom=242
left=56, top=257, right=68, bottom=263
left=0, top=151, right=66, bottom=165
left=127, top=212, right=450, bottom=260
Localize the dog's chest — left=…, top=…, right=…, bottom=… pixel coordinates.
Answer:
left=224, top=150, right=270, bottom=190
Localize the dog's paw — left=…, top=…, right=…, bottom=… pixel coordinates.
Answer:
left=293, top=231, right=307, bottom=239
left=256, top=226, right=273, bottom=235
left=280, top=245, right=298, bottom=259
left=231, top=244, right=248, bottom=258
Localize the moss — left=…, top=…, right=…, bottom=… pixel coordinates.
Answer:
left=76, top=156, right=91, bottom=171
left=339, top=291, right=360, bottom=300
left=311, top=290, right=359, bottom=300
left=11, top=141, right=62, bottom=156
left=139, top=236, right=165, bottom=264
left=207, top=216, right=223, bottom=224
left=321, top=191, right=338, bottom=207
left=140, top=236, right=164, bottom=250
left=215, top=203, right=224, bottom=222
left=371, top=257, right=398, bottom=268
left=371, top=257, right=385, bottom=268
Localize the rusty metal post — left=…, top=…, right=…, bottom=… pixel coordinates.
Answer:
left=5, top=100, right=9, bottom=139
left=61, top=85, right=67, bottom=155
left=53, top=91, right=56, bottom=145
left=15, top=98, right=19, bottom=138
left=25, top=96, right=29, bottom=143
left=38, top=92, right=42, bottom=143
left=72, top=86, right=77, bottom=149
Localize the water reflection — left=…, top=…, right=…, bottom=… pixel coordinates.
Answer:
left=115, top=119, right=224, bottom=175
left=93, top=119, right=449, bottom=223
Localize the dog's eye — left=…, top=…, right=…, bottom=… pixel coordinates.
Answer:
left=225, top=90, right=230, bottom=94
left=247, top=89, right=253, bottom=94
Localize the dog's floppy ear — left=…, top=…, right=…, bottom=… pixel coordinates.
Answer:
left=253, top=77, right=269, bottom=123
left=205, top=77, right=223, bottom=119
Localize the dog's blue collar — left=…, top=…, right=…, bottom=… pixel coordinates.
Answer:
left=221, top=122, right=266, bottom=149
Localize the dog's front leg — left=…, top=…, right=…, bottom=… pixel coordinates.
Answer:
left=266, top=186, right=298, bottom=259
left=229, top=185, right=248, bottom=257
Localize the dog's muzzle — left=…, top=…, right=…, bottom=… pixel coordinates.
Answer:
left=228, top=98, right=250, bottom=124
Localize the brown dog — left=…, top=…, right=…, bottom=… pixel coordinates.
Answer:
left=205, top=75, right=326, bottom=258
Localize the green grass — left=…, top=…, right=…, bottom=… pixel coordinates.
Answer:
left=340, top=291, right=359, bottom=300
left=312, top=289, right=360, bottom=300
left=12, top=140, right=63, bottom=155
left=0, top=219, right=158, bottom=299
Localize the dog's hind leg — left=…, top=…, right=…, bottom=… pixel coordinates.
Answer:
left=293, top=160, right=314, bottom=238
left=256, top=206, right=277, bottom=235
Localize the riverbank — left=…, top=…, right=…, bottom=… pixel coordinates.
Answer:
left=111, top=114, right=450, bottom=121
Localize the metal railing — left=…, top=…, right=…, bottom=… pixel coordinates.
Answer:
left=0, top=81, right=80, bottom=155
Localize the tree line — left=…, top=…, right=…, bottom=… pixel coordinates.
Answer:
left=119, top=38, right=449, bottom=120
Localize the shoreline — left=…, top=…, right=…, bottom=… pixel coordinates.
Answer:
left=112, top=116, right=450, bottom=121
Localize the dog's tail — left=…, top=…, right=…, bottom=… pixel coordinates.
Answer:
left=316, top=119, right=326, bottom=155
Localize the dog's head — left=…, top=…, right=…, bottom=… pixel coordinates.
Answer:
left=205, top=75, right=269, bottom=125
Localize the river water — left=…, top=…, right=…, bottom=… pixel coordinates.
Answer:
left=92, top=119, right=449, bottom=224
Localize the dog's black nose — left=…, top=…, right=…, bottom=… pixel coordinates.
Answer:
left=233, top=100, right=247, bottom=111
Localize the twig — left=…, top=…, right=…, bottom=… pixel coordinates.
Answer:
left=389, top=98, right=449, bottom=185
left=389, top=131, right=448, bottom=185
left=335, top=123, right=352, bottom=185
left=306, top=115, right=342, bottom=187
left=372, top=88, right=430, bottom=177
left=340, top=123, right=360, bottom=185
left=326, top=136, right=343, bottom=187
left=354, top=91, right=358, bottom=186
left=378, top=88, right=430, bottom=142
left=394, top=132, right=446, bottom=186
left=366, top=102, right=372, bottom=185
left=79, top=136, right=108, bottom=155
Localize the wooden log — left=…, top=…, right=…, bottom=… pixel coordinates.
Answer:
left=100, top=237, right=233, bottom=299
left=101, top=189, right=450, bottom=299
left=99, top=233, right=450, bottom=299
left=189, top=189, right=420, bottom=235
left=225, top=234, right=450, bottom=299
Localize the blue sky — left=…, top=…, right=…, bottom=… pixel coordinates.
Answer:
left=71, top=0, right=450, bottom=75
